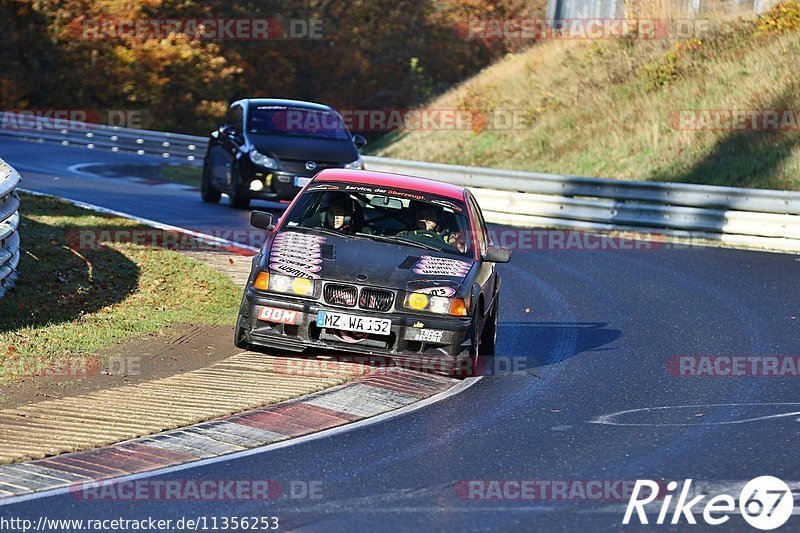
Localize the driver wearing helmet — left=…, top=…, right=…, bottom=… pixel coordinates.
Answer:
left=401, top=201, right=466, bottom=252
left=320, top=192, right=357, bottom=234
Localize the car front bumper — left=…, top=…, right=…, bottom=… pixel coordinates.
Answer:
left=244, top=169, right=310, bottom=201
left=238, top=288, right=473, bottom=372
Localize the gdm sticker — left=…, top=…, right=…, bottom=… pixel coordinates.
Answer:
left=272, top=234, right=326, bottom=244
left=272, top=238, right=323, bottom=244
left=269, top=263, right=322, bottom=279
left=271, top=246, right=323, bottom=257
left=413, top=255, right=472, bottom=277
left=269, top=231, right=327, bottom=278
left=269, top=253, right=323, bottom=265
left=270, top=260, right=322, bottom=273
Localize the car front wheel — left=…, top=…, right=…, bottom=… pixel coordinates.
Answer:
left=234, top=315, right=251, bottom=350
left=481, top=295, right=498, bottom=357
left=201, top=159, right=221, bottom=203
left=228, top=163, right=251, bottom=209
left=453, top=309, right=483, bottom=378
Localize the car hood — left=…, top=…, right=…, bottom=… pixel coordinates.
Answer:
left=248, top=134, right=358, bottom=164
left=265, top=230, right=475, bottom=295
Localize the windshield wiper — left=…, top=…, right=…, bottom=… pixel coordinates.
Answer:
left=304, top=226, right=371, bottom=240
left=360, top=233, right=441, bottom=251
left=305, top=226, right=342, bottom=238
left=302, top=228, right=442, bottom=251
left=391, top=236, right=443, bottom=251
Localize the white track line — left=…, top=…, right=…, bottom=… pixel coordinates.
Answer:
left=19, top=188, right=259, bottom=253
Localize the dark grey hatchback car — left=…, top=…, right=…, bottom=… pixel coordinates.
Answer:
left=201, top=98, right=367, bottom=208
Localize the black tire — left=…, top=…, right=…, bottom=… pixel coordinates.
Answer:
left=480, top=295, right=498, bottom=357
left=228, top=163, right=251, bottom=209
left=201, top=158, right=222, bottom=203
left=234, top=315, right=251, bottom=350
left=453, top=309, right=482, bottom=378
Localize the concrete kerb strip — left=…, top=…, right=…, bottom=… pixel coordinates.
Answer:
left=0, top=368, right=467, bottom=502
left=0, top=352, right=370, bottom=463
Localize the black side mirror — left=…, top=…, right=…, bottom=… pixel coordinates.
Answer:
left=223, top=124, right=243, bottom=142
left=353, top=134, right=367, bottom=149
left=486, top=246, right=511, bottom=263
left=251, top=211, right=274, bottom=231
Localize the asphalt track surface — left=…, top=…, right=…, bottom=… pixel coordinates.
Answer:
left=2, top=138, right=799, bottom=531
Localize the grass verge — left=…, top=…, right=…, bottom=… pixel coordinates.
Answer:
left=372, top=2, right=800, bottom=190
left=0, top=193, right=240, bottom=384
left=160, top=165, right=201, bottom=186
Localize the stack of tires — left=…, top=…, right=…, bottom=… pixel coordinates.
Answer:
left=0, top=158, right=21, bottom=299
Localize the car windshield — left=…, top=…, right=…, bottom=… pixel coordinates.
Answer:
left=248, top=106, right=351, bottom=140
left=283, top=184, right=473, bottom=257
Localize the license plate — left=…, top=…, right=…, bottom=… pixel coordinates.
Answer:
left=316, top=311, right=391, bottom=335
left=294, top=176, right=311, bottom=188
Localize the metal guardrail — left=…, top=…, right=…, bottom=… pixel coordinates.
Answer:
left=0, top=113, right=205, bottom=162
left=364, top=158, right=800, bottom=249
left=0, top=158, right=21, bottom=299
left=3, top=111, right=800, bottom=251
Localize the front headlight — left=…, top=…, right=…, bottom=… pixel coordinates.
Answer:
left=344, top=156, right=364, bottom=170
left=250, top=150, right=279, bottom=170
left=403, top=292, right=468, bottom=316
left=268, top=273, right=315, bottom=297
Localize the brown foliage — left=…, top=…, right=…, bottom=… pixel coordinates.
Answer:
left=0, top=0, right=538, bottom=135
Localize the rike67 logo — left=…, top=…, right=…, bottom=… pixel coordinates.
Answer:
left=624, top=477, right=794, bottom=530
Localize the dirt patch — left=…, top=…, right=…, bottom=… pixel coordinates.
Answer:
left=0, top=323, right=243, bottom=408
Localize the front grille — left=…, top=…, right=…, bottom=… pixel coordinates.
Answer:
left=324, top=283, right=357, bottom=307
left=359, top=288, right=394, bottom=312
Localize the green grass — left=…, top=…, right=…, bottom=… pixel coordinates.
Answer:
left=160, top=165, right=202, bottom=186
left=371, top=3, right=800, bottom=190
left=0, top=194, right=240, bottom=384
